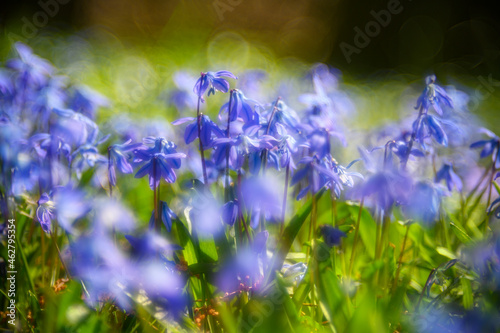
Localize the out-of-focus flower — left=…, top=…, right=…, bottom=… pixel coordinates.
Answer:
left=37, top=186, right=90, bottom=233
left=470, top=128, right=500, bottom=169
left=241, top=176, right=282, bottom=223
left=93, top=198, right=135, bottom=233
left=414, top=114, right=448, bottom=147
left=166, top=71, right=198, bottom=111
left=7, top=42, right=54, bottom=89
left=69, top=85, right=110, bottom=119
left=71, top=145, right=107, bottom=179
left=415, top=75, right=453, bottom=115
left=149, top=200, right=177, bottom=232
left=107, top=140, right=142, bottom=187
left=435, top=163, right=463, bottom=192
left=219, top=89, right=260, bottom=124
left=360, top=169, right=413, bottom=211
left=281, top=262, right=307, bottom=286
left=252, top=231, right=269, bottom=255
left=404, top=181, right=442, bottom=226
left=211, top=132, right=277, bottom=173
left=221, top=200, right=238, bottom=227
left=216, top=249, right=260, bottom=293
left=172, top=115, right=224, bottom=147
left=193, top=71, right=237, bottom=100
left=319, top=225, right=346, bottom=247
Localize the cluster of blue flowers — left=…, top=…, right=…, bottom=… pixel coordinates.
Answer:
left=1, top=42, right=500, bottom=330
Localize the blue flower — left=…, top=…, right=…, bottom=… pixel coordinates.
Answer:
left=415, top=75, right=453, bottom=115
left=134, top=138, right=186, bottom=190
left=6, top=42, right=55, bottom=90
left=360, top=169, right=413, bottom=211
left=36, top=192, right=55, bottom=233
left=435, top=163, right=463, bottom=192
left=470, top=129, right=500, bottom=169
left=211, top=133, right=277, bottom=173
left=252, top=230, right=269, bottom=254
left=219, top=89, right=260, bottom=123
left=267, top=134, right=297, bottom=170
left=149, top=200, right=177, bottom=232
left=319, top=225, right=346, bottom=247
left=414, top=114, right=448, bottom=146
left=404, top=181, right=442, bottom=226
left=193, top=70, right=237, bottom=100
left=93, top=197, right=135, bottom=233
left=71, top=144, right=107, bottom=179
left=264, top=99, right=300, bottom=137
left=172, top=115, right=224, bottom=147
left=69, top=85, right=110, bottom=119
left=51, top=107, right=100, bottom=147
left=108, top=139, right=142, bottom=187
left=167, top=71, right=198, bottom=111
left=221, top=200, right=238, bottom=227
left=385, top=140, right=425, bottom=165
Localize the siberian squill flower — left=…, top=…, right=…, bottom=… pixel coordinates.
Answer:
left=36, top=192, right=55, bottom=233
left=7, top=42, right=54, bottom=90
left=134, top=137, right=186, bottom=189
left=403, top=181, right=443, bottom=226
left=172, top=114, right=224, bottom=147
left=219, top=89, right=260, bottom=123
left=71, top=145, right=107, bottom=179
left=291, top=156, right=340, bottom=200
left=149, top=200, right=177, bottom=232
left=413, top=114, right=448, bottom=147
left=263, top=99, right=300, bottom=137
left=470, top=128, right=500, bottom=169
left=435, top=163, right=463, bottom=192
left=415, top=75, right=453, bottom=115
left=267, top=134, right=297, bottom=171
left=319, top=225, right=346, bottom=247
left=193, top=70, right=237, bottom=100
left=107, top=139, right=142, bottom=187
left=36, top=186, right=90, bottom=234
left=211, top=132, right=277, bottom=174
left=69, top=85, right=110, bottom=119
left=167, top=71, right=198, bottom=111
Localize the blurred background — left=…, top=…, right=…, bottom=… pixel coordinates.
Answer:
left=1, top=0, right=499, bottom=124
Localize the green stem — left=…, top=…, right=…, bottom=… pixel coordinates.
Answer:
left=349, top=198, right=364, bottom=277
left=392, top=224, right=410, bottom=291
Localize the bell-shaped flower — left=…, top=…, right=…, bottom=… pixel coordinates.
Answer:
left=435, top=163, right=463, bottom=192
left=172, top=114, right=224, bottom=147
left=193, top=70, right=237, bottom=101
left=415, top=75, right=453, bottom=115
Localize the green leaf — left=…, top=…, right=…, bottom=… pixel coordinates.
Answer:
left=461, top=278, right=473, bottom=310
left=347, top=203, right=376, bottom=259
left=449, top=219, right=473, bottom=244
left=171, top=218, right=198, bottom=265
left=436, top=247, right=457, bottom=260
left=264, top=188, right=325, bottom=285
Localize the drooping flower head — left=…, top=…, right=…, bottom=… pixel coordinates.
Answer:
left=134, top=137, right=186, bottom=190
left=470, top=128, right=500, bottom=169
left=107, top=139, right=142, bottom=187
left=415, top=75, right=453, bottom=115
left=172, top=115, right=224, bottom=147
left=435, top=163, right=463, bottom=192
left=193, top=70, right=237, bottom=101
left=219, top=89, right=260, bottom=124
